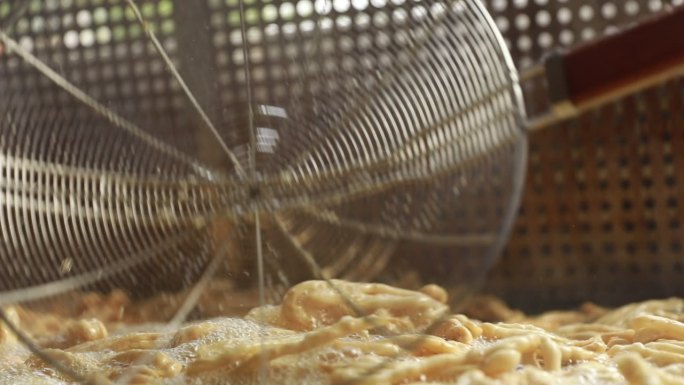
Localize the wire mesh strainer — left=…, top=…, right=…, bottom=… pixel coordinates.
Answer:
left=0, top=0, right=526, bottom=304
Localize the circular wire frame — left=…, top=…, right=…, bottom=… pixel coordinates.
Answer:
left=0, top=0, right=526, bottom=382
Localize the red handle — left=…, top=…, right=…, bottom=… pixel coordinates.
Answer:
left=546, top=5, right=684, bottom=114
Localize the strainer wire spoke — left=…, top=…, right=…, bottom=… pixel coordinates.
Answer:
left=272, top=212, right=397, bottom=378
left=0, top=227, right=202, bottom=305
left=124, top=0, right=248, bottom=181
left=271, top=213, right=371, bottom=317
left=0, top=307, right=93, bottom=384
left=0, top=30, right=222, bottom=180
left=115, top=234, right=230, bottom=385
left=274, top=213, right=456, bottom=375
left=233, top=0, right=271, bottom=381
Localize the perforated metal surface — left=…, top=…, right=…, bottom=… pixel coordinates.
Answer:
left=486, top=79, right=684, bottom=312
left=480, top=0, right=684, bottom=312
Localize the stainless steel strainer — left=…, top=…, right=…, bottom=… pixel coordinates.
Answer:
left=0, top=0, right=526, bottom=304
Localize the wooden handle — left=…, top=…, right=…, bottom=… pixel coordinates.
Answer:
left=546, top=6, right=684, bottom=115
